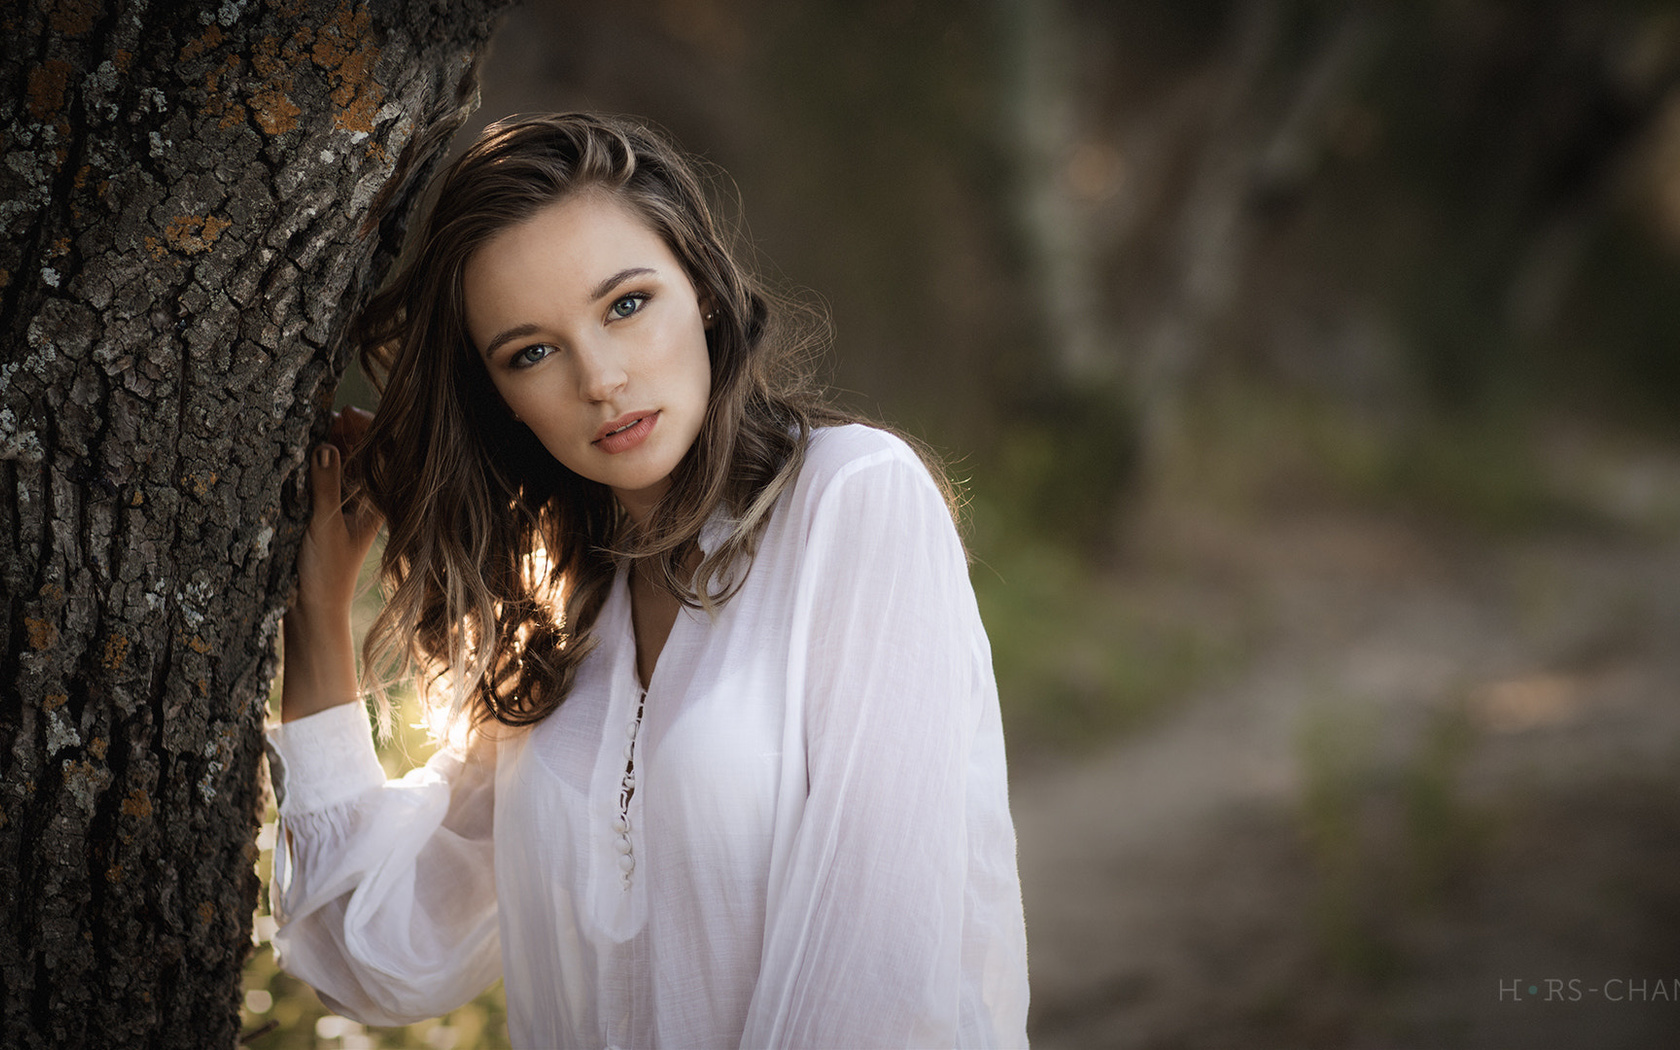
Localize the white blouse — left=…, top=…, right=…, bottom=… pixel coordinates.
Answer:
left=265, top=425, right=1031, bottom=1049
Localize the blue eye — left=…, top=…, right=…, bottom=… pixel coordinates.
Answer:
left=512, top=344, right=555, bottom=368
left=609, top=294, right=647, bottom=320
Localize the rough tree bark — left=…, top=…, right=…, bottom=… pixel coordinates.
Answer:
left=0, top=1, right=509, bottom=1045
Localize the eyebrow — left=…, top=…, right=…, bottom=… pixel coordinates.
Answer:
left=589, top=266, right=655, bottom=304
left=480, top=267, right=658, bottom=361
left=483, top=323, right=541, bottom=361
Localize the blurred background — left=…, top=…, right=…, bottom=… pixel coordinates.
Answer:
left=248, top=1, right=1680, bottom=1046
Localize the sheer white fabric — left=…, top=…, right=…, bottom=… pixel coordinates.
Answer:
left=266, top=425, right=1031, bottom=1049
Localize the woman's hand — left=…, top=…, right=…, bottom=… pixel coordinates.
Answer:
left=282, top=406, right=382, bottom=722
left=294, top=406, right=382, bottom=616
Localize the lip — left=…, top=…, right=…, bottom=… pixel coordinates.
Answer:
left=593, top=410, right=659, bottom=454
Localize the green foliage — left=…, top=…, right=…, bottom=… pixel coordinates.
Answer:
left=1170, top=380, right=1597, bottom=535
left=1294, top=698, right=1488, bottom=984
left=967, top=499, right=1239, bottom=758
left=987, top=386, right=1142, bottom=550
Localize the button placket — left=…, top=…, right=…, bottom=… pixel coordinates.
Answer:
left=614, top=686, right=647, bottom=889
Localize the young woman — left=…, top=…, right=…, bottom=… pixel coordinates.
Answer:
left=269, top=113, right=1029, bottom=1049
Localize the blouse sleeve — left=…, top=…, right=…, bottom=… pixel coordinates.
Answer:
left=742, top=438, right=1031, bottom=1048
left=264, top=701, right=501, bottom=1027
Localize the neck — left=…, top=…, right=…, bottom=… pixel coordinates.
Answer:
left=613, top=480, right=671, bottom=529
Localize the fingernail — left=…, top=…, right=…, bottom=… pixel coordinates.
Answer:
left=316, top=446, right=330, bottom=468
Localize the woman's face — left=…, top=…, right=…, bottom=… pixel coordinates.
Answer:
left=463, top=190, right=713, bottom=525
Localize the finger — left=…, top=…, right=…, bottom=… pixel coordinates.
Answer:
left=309, top=444, right=343, bottom=527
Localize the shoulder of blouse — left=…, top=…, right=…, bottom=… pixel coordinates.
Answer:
left=798, top=424, right=931, bottom=497
left=781, top=425, right=955, bottom=563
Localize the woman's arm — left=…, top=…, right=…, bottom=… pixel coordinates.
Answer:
left=282, top=407, right=381, bottom=721
left=267, top=408, right=501, bottom=1024
left=267, top=707, right=502, bottom=1026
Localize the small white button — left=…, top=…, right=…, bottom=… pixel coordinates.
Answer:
left=623, top=742, right=635, bottom=761
left=618, top=854, right=635, bottom=874
left=616, top=835, right=632, bottom=854
left=623, top=773, right=635, bottom=789
left=627, top=720, right=639, bottom=739
left=612, top=815, right=628, bottom=834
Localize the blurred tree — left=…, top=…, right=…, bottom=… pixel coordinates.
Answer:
left=0, top=1, right=507, bottom=1045
left=993, top=0, right=1680, bottom=500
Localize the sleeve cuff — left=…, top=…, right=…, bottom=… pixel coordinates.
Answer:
left=264, top=701, right=387, bottom=816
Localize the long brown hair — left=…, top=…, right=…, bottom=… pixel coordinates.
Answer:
left=352, top=113, right=941, bottom=733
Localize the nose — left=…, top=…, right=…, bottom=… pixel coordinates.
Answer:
left=575, top=344, right=628, bottom=403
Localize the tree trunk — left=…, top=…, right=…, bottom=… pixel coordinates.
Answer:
left=0, top=1, right=508, bottom=1045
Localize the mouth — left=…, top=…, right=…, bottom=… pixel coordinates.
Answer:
left=593, top=411, right=660, bottom=452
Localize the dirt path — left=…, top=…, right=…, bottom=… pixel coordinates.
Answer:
left=1013, top=497, right=1680, bottom=1048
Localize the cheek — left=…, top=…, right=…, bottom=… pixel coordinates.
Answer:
left=685, top=329, right=713, bottom=391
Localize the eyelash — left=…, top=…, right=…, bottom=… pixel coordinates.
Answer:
left=609, top=292, right=649, bottom=320
left=506, top=293, right=651, bottom=369
left=511, top=343, right=554, bottom=368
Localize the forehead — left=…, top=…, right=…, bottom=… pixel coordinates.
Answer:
left=461, top=191, right=675, bottom=308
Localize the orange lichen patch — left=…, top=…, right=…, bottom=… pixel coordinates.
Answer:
left=106, top=864, right=123, bottom=884
left=181, top=471, right=218, bottom=495
left=88, top=737, right=108, bottom=760
left=39, top=582, right=64, bottom=601
left=251, top=33, right=285, bottom=78
left=51, top=236, right=70, bottom=257
left=162, top=214, right=232, bottom=255
left=335, top=82, right=383, bottom=133
left=27, top=59, right=72, bottom=121
left=114, top=49, right=133, bottom=72
left=25, top=617, right=56, bottom=650
left=102, top=634, right=128, bottom=670
left=197, top=901, right=215, bottom=925
left=45, top=0, right=98, bottom=35
left=73, top=165, right=90, bottom=189
left=199, top=49, right=255, bottom=131
left=121, top=788, right=152, bottom=819
left=313, top=3, right=384, bottom=133
left=250, top=85, right=301, bottom=135
left=44, top=693, right=69, bottom=711
left=180, top=23, right=224, bottom=63
left=195, top=677, right=209, bottom=695
left=0, top=269, right=10, bottom=288
left=130, top=489, right=144, bottom=506
left=188, top=635, right=212, bottom=655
